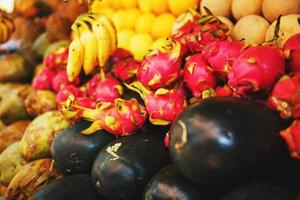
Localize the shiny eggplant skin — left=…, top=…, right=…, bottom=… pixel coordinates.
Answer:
left=169, top=97, right=288, bottom=186
left=51, top=120, right=115, bottom=175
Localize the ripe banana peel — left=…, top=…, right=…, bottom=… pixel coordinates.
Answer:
left=66, top=13, right=117, bottom=81
left=0, top=12, right=14, bottom=44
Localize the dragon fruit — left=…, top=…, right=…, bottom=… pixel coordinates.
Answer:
left=63, top=98, right=147, bottom=136
left=137, top=40, right=182, bottom=90
left=215, top=85, right=233, bottom=97
left=112, top=58, right=139, bottom=83
left=228, top=46, right=285, bottom=96
left=32, top=68, right=56, bottom=90
left=52, top=70, right=80, bottom=93
left=183, top=53, right=217, bottom=98
left=86, top=72, right=123, bottom=102
left=268, top=73, right=300, bottom=119
left=56, top=85, right=85, bottom=104
left=43, top=47, right=68, bottom=70
left=110, top=48, right=133, bottom=64
left=202, top=40, right=243, bottom=77
left=280, top=120, right=300, bottom=159
left=172, top=11, right=229, bottom=54
left=126, top=81, right=187, bottom=125
left=76, top=97, right=96, bottom=109
left=283, top=33, right=300, bottom=72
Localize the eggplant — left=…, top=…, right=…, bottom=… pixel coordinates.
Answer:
left=30, top=175, right=103, bottom=200
left=222, top=182, right=296, bottom=200
left=92, top=131, right=171, bottom=200
left=144, top=165, right=206, bottom=200
left=51, top=120, right=115, bottom=175
left=169, top=97, right=289, bottom=187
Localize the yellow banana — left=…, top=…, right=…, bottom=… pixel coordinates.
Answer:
left=78, top=21, right=99, bottom=75
left=0, top=22, right=8, bottom=43
left=83, top=15, right=111, bottom=68
left=2, top=17, right=14, bottom=34
left=66, top=24, right=84, bottom=81
left=93, top=14, right=117, bottom=54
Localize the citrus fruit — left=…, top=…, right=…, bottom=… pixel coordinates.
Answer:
left=135, top=12, right=156, bottom=33
left=168, top=0, right=198, bottom=16
left=151, top=0, right=169, bottom=15
left=129, top=33, right=153, bottom=61
left=151, top=13, right=176, bottom=39
left=138, top=0, right=151, bottom=13
left=123, top=8, right=141, bottom=29
left=111, top=9, right=126, bottom=31
left=121, top=0, right=138, bottom=9
left=117, top=29, right=135, bottom=50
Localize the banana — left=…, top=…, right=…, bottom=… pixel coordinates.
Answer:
left=78, top=21, right=99, bottom=75
left=92, top=14, right=117, bottom=54
left=83, top=15, right=111, bottom=68
left=2, top=17, right=14, bottom=34
left=0, top=22, right=8, bottom=43
left=66, top=24, right=84, bottom=81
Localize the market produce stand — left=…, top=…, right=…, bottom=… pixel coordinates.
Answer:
left=0, top=0, right=300, bottom=199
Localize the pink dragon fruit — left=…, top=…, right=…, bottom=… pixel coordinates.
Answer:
left=86, top=72, right=123, bottom=102
left=280, top=120, right=300, bottom=159
left=126, top=81, right=187, bottom=125
left=32, top=68, right=56, bottom=90
left=172, top=12, right=229, bottom=54
left=215, top=85, right=233, bottom=97
left=283, top=33, right=300, bottom=72
left=228, top=45, right=285, bottom=96
left=112, top=58, right=139, bottom=83
left=183, top=53, right=217, bottom=98
left=137, top=40, right=182, bottom=90
left=52, top=70, right=80, bottom=93
left=268, top=73, right=300, bottom=119
left=110, top=48, right=133, bottom=64
left=43, top=47, right=69, bottom=70
left=76, top=97, right=96, bottom=109
left=63, top=98, right=147, bottom=136
left=56, top=85, right=85, bottom=104
left=202, top=40, right=243, bottom=77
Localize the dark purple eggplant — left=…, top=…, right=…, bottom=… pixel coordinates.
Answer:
left=92, top=131, right=171, bottom=200
left=51, top=120, right=115, bottom=175
left=169, top=97, right=289, bottom=186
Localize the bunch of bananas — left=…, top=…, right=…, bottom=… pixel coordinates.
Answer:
left=67, top=13, right=117, bottom=81
left=0, top=12, right=14, bottom=44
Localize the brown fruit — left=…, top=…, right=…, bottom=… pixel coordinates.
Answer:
left=0, top=120, right=31, bottom=154
left=5, top=159, right=61, bottom=200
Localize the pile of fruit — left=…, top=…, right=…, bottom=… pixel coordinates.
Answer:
left=0, top=0, right=300, bottom=199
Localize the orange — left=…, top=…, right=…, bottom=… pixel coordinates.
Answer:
left=138, top=0, right=151, bottom=13
left=151, top=13, right=176, bottom=39
left=123, top=8, right=141, bottom=29
left=129, top=33, right=153, bottom=61
left=97, top=7, right=114, bottom=17
left=111, top=9, right=126, bottom=31
left=135, top=12, right=156, bottom=33
left=91, top=0, right=110, bottom=11
left=109, top=0, right=123, bottom=9
left=121, top=0, right=137, bottom=9
left=168, top=0, right=198, bottom=16
left=117, top=29, right=135, bottom=50
left=151, top=0, right=169, bottom=15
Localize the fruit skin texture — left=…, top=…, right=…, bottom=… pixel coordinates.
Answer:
left=32, top=68, right=56, bottom=90
left=126, top=82, right=187, bottom=125
left=43, top=47, right=68, bottom=70
left=20, top=111, right=71, bottom=161
left=137, top=40, right=182, bottom=90
left=0, top=142, right=26, bottom=186
left=172, top=13, right=229, bottom=54
left=184, top=53, right=217, bottom=98
left=112, top=58, right=139, bottom=83
left=268, top=73, right=300, bottom=119
left=169, top=97, right=286, bottom=186
left=283, top=33, right=300, bottom=72
left=94, top=75, right=123, bottom=102
left=56, top=85, right=85, bottom=104
left=63, top=98, right=147, bottom=136
left=228, top=46, right=285, bottom=96
left=24, top=90, right=57, bottom=118
left=202, top=40, right=243, bottom=77
left=280, top=120, right=300, bottom=159
left=52, top=70, right=79, bottom=93
left=5, top=159, right=61, bottom=200
left=110, top=48, right=133, bottom=64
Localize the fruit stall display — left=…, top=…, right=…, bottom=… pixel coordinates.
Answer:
left=0, top=0, right=300, bottom=199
